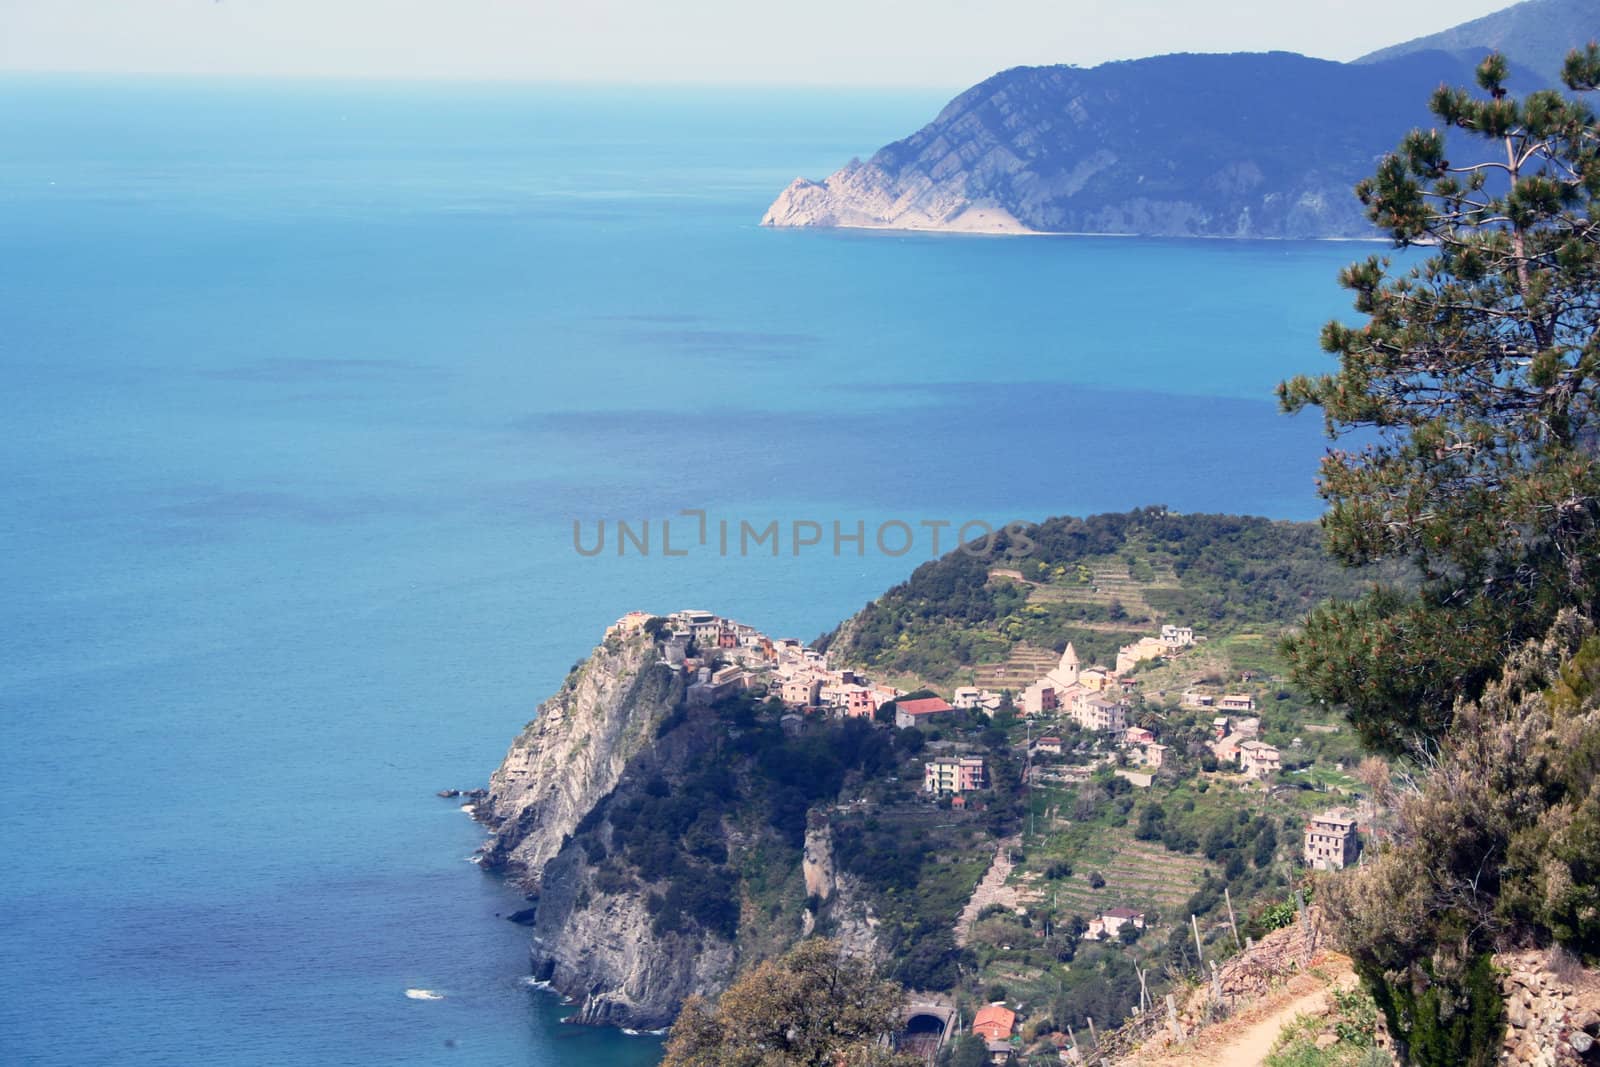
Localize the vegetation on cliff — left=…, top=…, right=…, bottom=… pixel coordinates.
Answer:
left=661, top=939, right=918, bottom=1067
left=570, top=695, right=919, bottom=945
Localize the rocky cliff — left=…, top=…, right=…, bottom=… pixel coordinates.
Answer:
left=763, top=50, right=1477, bottom=239
left=477, top=625, right=899, bottom=1030
left=478, top=629, right=681, bottom=886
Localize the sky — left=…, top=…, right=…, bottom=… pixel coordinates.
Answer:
left=0, top=0, right=1517, bottom=87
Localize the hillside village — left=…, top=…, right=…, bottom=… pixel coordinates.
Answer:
left=612, top=605, right=1375, bottom=1064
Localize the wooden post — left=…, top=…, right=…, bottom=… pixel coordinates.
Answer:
left=1087, top=1015, right=1098, bottom=1049
left=1136, top=964, right=1148, bottom=1014
left=1166, top=993, right=1181, bottom=1039
left=1191, top=913, right=1204, bottom=971
left=1224, top=886, right=1243, bottom=951
left=1295, top=888, right=1311, bottom=963
left=1067, top=1023, right=1081, bottom=1061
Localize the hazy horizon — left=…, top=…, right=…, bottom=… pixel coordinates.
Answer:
left=1, top=0, right=1514, bottom=89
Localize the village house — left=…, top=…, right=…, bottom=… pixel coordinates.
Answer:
left=1078, top=666, right=1118, bottom=693
left=1305, top=809, right=1361, bottom=870
left=1034, top=736, right=1063, bottom=756
left=843, top=686, right=877, bottom=717
left=1184, top=690, right=1218, bottom=708
left=668, top=609, right=724, bottom=647
left=1072, top=696, right=1128, bottom=733
left=1142, top=742, right=1168, bottom=768
left=895, top=696, right=955, bottom=729
left=1161, top=624, right=1196, bottom=648
left=1021, top=681, right=1058, bottom=717
left=1123, top=726, right=1156, bottom=747
left=687, top=665, right=747, bottom=706
left=1238, top=739, right=1282, bottom=779
left=607, top=610, right=654, bottom=637
left=870, top=684, right=903, bottom=710
left=1220, top=693, right=1257, bottom=713
left=780, top=675, right=822, bottom=708
left=1211, top=716, right=1230, bottom=739
left=1086, top=907, right=1145, bottom=941
left=952, top=686, right=984, bottom=710
left=924, top=755, right=987, bottom=795
left=971, top=1003, right=1016, bottom=1063
left=1114, top=635, right=1167, bottom=675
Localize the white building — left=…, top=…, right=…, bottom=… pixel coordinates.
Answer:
left=1160, top=624, right=1195, bottom=648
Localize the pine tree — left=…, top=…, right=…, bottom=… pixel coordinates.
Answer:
left=1279, top=46, right=1600, bottom=751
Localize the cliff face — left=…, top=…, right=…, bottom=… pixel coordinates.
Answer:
left=478, top=630, right=682, bottom=887
left=763, top=50, right=1474, bottom=239
left=526, top=840, right=738, bottom=1029
left=479, top=628, right=890, bottom=1030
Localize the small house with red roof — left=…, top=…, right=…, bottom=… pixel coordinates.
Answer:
left=971, top=1003, right=1016, bottom=1060
left=895, top=696, right=954, bottom=729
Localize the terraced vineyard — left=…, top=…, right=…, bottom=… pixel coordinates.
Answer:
left=1019, top=560, right=1180, bottom=625
left=1024, top=829, right=1213, bottom=925
left=972, top=642, right=1061, bottom=690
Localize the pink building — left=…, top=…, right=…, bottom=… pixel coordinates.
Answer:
left=924, top=756, right=987, bottom=794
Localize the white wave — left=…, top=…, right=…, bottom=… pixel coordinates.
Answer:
left=404, top=988, right=444, bottom=1001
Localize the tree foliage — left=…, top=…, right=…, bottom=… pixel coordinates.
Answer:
left=1280, top=48, right=1600, bottom=751
left=1324, top=613, right=1600, bottom=1062
left=660, top=939, right=917, bottom=1067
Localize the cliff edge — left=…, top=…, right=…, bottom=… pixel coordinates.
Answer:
left=475, top=621, right=902, bottom=1030
left=479, top=628, right=680, bottom=887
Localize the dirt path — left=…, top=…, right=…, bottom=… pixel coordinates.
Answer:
left=1122, top=955, right=1356, bottom=1067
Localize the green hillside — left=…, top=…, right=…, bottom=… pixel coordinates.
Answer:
left=825, top=507, right=1390, bottom=686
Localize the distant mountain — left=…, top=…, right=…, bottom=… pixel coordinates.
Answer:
left=1356, top=0, right=1597, bottom=87
left=763, top=50, right=1475, bottom=239
left=762, top=1, right=1599, bottom=239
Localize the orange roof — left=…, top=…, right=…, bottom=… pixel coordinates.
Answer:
left=972, top=1004, right=1016, bottom=1041
left=897, top=697, right=953, bottom=715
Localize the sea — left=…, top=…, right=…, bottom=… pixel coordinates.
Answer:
left=0, top=75, right=1380, bottom=1066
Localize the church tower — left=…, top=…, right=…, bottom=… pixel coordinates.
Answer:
left=1054, top=642, right=1079, bottom=688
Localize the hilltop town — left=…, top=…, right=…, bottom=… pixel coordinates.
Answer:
left=582, top=603, right=1374, bottom=1063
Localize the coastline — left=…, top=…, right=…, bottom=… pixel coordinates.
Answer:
left=760, top=217, right=1391, bottom=243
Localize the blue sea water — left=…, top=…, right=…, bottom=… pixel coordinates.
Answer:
left=1, top=75, right=1378, bottom=1065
